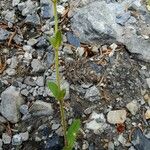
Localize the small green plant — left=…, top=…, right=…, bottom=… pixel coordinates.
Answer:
left=147, top=0, right=150, bottom=10
left=48, top=0, right=81, bottom=149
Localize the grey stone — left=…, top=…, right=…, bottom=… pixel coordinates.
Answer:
left=0, top=139, right=2, bottom=149
left=63, top=45, right=73, bottom=54
left=13, top=34, right=23, bottom=44
left=57, top=5, right=65, bottom=14
left=116, top=12, right=131, bottom=26
left=118, top=134, right=127, bottom=145
left=25, top=13, right=40, bottom=25
left=86, top=111, right=106, bottom=134
left=126, top=100, right=139, bottom=115
left=37, top=87, right=44, bottom=95
left=107, top=110, right=127, bottom=124
left=36, top=76, right=44, bottom=87
left=44, top=51, right=54, bottom=67
left=0, top=125, right=5, bottom=134
left=23, top=45, right=32, bottom=51
left=71, top=1, right=121, bottom=45
left=91, top=46, right=99, bottom=53
left=128, top=146, right=136, bottom=150
left=84, top=86, right=100, bottom=101
left=5, top=68, right=16, bottom=76
left=5, top=10, right=16, bottom=23
left=27, top=38, right=38, bottom=46
left=12, top=134, right=22, bottom=145
left=108, top=142, right=114, bottom=150
left=24, top=52, right=32, bottom=60
left=71, top=1, right=150, bottom=62
left=76, top=47, right=85, bottom=57
left=82, top=141, right=89, bottom=150
left=66, top=32, right=80, bottom=47
left=0, top=28, right=10, bottom=41
left=29, top=100, right=53, bottom=117
left=146, top=78, right=150, bottom=88
left=124, top=35, right=150, bottom=63
left=12, top=0, right=20, bottom=7
left=40, top=0, right=51, bottom=5
left=20, top=104, right=29, bottom=115
left=31, top=59, right=45, bottom=73
left=21, top=89, right=29, bottom=96
left=131, top=127, right=150, bottom=150
left=1, top=86, right=25, bottom=123
left=36, top=36, right=48, bottom=47
left=18, top=2, right=26, bottom=11
left=22, top=0, right=36, bottom=16
left=24, top=77, right=36, bottom=86
left=19, top=131, right=29, bottom=141
left=41, top=5, right=53, bottom=19
left=84, top=107, right=93, bottom=115
left=0, top=116, right=7, bottom=123
left=52, top=123, right=60, bottom=130
left=2, top=133, right=11, bottom=144
left=10, top=57, right=18, bottom=69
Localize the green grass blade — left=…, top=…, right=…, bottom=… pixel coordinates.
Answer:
left=64, top=119, right=81, bottom=150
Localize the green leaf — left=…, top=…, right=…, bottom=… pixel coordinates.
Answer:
left=50, top=30, right=62, bottom=49
left=147, top=0, right=150, bottom=5
left=47, top=81, right=60, bottom=99
left=58, top=89, right=66, bottom=100
left=64, top=119, right=81, bottom=150
left=47, top=81, right=66, bottom=100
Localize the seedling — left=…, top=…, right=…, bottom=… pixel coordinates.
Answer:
left=48, top=0, right=81, bottom=149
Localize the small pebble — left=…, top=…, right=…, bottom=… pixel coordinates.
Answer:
left=126, top=100, right=139, bottom=115
left=107, top=110, right=127, bottom=124
left=52, top=123, right=60, bottom=130
left=19, top=131, right=29, bottom=141
left=145, top=109, right=150, bottom=119
left=146, top=78, right=150, bottom=88
left=20, top=104, right=29, bottom=115
left=12, top=134, right=22, bottom=145
left=2, top=133, right=11, bottom=144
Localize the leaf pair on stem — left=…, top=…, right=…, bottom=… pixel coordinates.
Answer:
left=48, top=81, right=81, bottom=150
left=48, top=0, right=81, bottom=149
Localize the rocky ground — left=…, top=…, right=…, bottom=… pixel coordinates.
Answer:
left=0, top=0, right=150, bottom=150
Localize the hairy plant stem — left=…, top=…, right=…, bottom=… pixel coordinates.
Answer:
left=53, top=0, right=67, bottom=146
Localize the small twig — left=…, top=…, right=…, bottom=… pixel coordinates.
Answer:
left=6, top=122, right=12, bottom=136
left=0, top=55, right=7, bottom=74
left=8, top=28, right=17, bottom=47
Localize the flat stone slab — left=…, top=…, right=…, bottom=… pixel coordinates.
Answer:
left=71, top=0, right=150, bottom=62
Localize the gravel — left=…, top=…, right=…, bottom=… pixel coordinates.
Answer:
left=0, top=0, right=150, bottom=149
